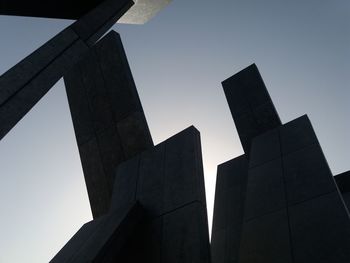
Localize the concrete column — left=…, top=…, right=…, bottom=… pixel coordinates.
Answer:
left=210, top=155, right=248, bottom=263
left=64, top=30, right=153, bottom=218
left=222, top=64, right=281, bottom=155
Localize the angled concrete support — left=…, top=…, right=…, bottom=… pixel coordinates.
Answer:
left=211, top=155, right=248, bottom=263
left=64, top=30, right=153, bottom=218
left=0, top=0, right=133, bottom=140
left=50, top=201, right=145, bottom=263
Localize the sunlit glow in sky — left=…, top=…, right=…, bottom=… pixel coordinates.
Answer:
left=0, top=0, right=349, bottom=262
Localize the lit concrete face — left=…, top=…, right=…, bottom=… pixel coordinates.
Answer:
left=222, top=64, right=281, bottom=155
left=0, top=0, right=172, bottom=24
left=119, top=0, right=172, bottom=24
left=64, top=30, right=153, bottom=218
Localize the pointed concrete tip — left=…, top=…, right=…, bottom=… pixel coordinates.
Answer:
left=118, top=0, right=172, bottom=24
left=221, top=63, right=258, bottom=85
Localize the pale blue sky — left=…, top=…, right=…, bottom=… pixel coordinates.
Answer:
left=0, top=0, right=349, bottom=262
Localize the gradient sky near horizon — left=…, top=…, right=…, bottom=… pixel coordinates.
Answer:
left=0, top=0, right=349, bottom=262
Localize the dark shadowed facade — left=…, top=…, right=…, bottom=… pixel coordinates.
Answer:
left=211, top=64, right=350, bottom=263
left=0, top=1, right=349, bottom=262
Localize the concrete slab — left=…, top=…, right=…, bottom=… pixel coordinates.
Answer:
left=110, top=155, right=139, bottom=211
left=163, top=127, right=204, bottom=212
left=162, top=202, right=210, bottom=263
left=239, top=209, right=293, bottom=263
left=50, top=201, right=145, bottom=263
left=282, top=144, right=336, bottom=205
left=136, top=144, right=165, bottom=216
left=244, top=158, right=286, bottom=220
left=279, top=115, right=318, bottom=155
left=289, top=192, right=350, bottom=263
left=249, top=129, right=280, bottom=167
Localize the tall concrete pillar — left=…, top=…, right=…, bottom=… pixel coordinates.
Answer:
left=222, top=64, right=281, bottom=155
left=64, top=30, right=153, bottom=218
left=0, top=0, right=133, bottom=140
left=211, top=155, right=248, bottom=263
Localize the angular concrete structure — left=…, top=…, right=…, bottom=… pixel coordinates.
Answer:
left=239, top=115, right=350, bottom=263
left=335, top=171, right=350, bottom=211
left=51, top=126, right=211, bottom=263
left=50, top=201, right=145, bottom=263
left=2, top=1, right=349, bottom=259
left=111, top=126, right=210, bottom=263
left=64, top=30, right=153, bottom=218
left=212, top=64, right=350, bottom=263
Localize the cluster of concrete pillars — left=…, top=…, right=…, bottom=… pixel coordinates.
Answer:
left=0, top=1, right=349, bottom=262
left=211, top=64, right=350, bottom=263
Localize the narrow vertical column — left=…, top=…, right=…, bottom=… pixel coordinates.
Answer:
left=222, top=64, right=281, bottom=155
left=64, top=30, right=153, bottom=218
left=210, top=155, right=248, bottom=263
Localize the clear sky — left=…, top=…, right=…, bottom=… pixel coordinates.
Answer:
left=0, top=0, right=349, bottom=262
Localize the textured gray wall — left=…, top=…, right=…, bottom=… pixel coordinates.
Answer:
left=64, top=31, right=153, bottom=218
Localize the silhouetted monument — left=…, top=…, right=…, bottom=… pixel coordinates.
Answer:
left=0, top=1, right=349, bottom=262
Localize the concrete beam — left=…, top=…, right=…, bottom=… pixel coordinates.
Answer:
left=0, top=0, right=133, bottom=140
